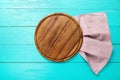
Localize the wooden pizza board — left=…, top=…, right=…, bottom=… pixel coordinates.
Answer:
left=34, top=13, right=83, bottom=62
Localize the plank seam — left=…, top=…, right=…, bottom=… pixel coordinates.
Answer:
left=1, top=8, right=120, bottom=10
left=0, top=44, right=119, bottom=45
left=0, top=62, right=119, bottom=63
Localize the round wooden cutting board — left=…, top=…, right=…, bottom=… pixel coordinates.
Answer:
left=34, top=13, right=83, bottom=62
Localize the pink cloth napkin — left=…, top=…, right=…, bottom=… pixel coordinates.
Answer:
left=74, top=12, right=113, bottom=74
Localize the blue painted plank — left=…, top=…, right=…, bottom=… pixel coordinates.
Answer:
left=0, top=63, right=120, bottom=80
left=0, top=27, right=34, bottom=44
left=0, top=0, right=120, bottom=80
left=0, top=0, right=120, bottom=9
left=0, top=27, right=119, bottom=44
left=0, top=44, right=119, bottom=62
left=0, top=9, right=120, bottom=26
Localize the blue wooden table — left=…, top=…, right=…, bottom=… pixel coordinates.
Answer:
left=0, top=0, right=120, bottom=80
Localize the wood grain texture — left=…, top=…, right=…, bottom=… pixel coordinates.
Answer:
left=0, top=45, right=119, bottom=63
left=0, top=0, right=120, bottom=80
left=35, top=13, right=83, bottom=62
left=0, top=63, right=120, bottom=80
left=0, top=9, right=120, bottom=26
left=0, top=27, right=119, bottom=44
left=0, top=0, right=120, bottom=9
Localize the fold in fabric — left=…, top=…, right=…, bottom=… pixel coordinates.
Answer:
left=74, top=12, right=113, bottom=74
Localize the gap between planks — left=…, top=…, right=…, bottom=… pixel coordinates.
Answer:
left=0, top=62, right=119, bottom=63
